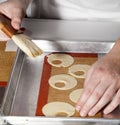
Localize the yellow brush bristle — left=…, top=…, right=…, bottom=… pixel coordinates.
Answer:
left=12, top=34, right=43, bottom=58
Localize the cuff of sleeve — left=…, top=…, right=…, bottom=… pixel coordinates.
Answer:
left=26, top=0, right=40, bottom=18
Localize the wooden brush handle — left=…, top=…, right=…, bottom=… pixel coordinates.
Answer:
left=0, top=14, right=17, bottom=38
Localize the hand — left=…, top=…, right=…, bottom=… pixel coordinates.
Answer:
left=0, top=0, right=29, bottom=41
left=76, top=40, right=120, bottom=117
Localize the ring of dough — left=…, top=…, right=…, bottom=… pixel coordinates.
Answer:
left=69, top=89, right=83, bottom=103
left=48, top=74, right=77, bottom=90
left=68, top=64, right=91, bottom=78
left=47, top=54, right=74, bottom=67
left=42, top=101, right=75, bottom=117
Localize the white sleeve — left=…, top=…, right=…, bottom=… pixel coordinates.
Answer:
left=40, top=0, right=120, bottom=21
left=26, top=0, right=41, bottom=18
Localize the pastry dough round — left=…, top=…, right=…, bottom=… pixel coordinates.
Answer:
left=47, top=54, right=74, bottom=67
left=69, top=89, right=83, bottom=103
left=68, top=64, right=91, bottom=78
left=42, top=102, right=75, bottom=117
left=49, top=74, right=77, bottom=90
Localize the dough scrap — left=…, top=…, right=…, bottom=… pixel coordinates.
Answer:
left=42, top=101, right=75, bottom=117
left=69, top=89, right=83, bottom=103
left=47, top=54, right=74, bottom=67
left=68, top=64, right=91, bottom=78
left=48, top=74, right=77, bottom=90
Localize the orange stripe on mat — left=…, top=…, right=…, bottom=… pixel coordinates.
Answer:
left=36, top=56, right=52, bottom=116
left=52, top=52, right=98, bottom=58
left=0, top=82, right=7, bottom=87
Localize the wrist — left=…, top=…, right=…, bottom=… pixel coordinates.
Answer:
left=107, top=39, right=120, bottom=63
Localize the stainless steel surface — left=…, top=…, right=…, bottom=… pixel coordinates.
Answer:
left=0, top=117, right=120, bottom=125
left=1, top=19, right=120, bottom=125
left=32, top=40, right=114, bottom=54
left=1, top=49, right=25, bottom=116
left=22, top=18, right=120, bottom=42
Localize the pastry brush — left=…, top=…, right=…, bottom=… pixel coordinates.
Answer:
left=0, top=14, right=43, bottom=58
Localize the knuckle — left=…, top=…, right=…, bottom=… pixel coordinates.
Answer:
left=115, top=96, right=120, bottom=104
left=93, top=91, right=101, bottom=99
left=109, top=103, right=117, bottom=110
left=85, top=88, right=93, bottom=95
left=96, top=67, right=105, bottom=74
left=104, top=93, right=112, bottom=100
left=110, top=99, right=120, bottom=109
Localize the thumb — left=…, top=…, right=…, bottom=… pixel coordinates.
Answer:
left=11, top=8, right=25, bottom=30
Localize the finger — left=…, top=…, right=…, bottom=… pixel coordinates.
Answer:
left=84, top=66, right=94, bottom=88
left=103, top=89, right=120, bottom=114
left=76, top=81, right=100, bottom=112
left=79, top=80, right=110, bottom=117
left=88, top=83, right=117, bottom=116
left=11, top=7, right=24, bottom=30
left=84, top=64, right=105, bottom=88
left=76, top=70, right=101, bottom=112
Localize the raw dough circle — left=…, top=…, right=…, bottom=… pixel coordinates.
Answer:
left=48, top=74, right=77, bottom=90
left=47, top=54, right=74, bottom=67
left=69, top=89, right=83, bottom=103
left=68, top=64, right=91, bottom=78
left=42, top=101, right=75, bottom=117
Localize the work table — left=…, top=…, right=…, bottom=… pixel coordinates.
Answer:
left=0, top=42, right=16, bottom=107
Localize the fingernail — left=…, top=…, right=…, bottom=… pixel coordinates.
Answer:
left=80, top=110, right=87, bottom=117
left=76, top=105, right=81, bottom=111
left=103, top=109, right=109, bottom=115
left=15, top=24, right=20, bottom=29
left=88, top=111, right=95, bottom=116
left=13, top=22, right=20, bottom=30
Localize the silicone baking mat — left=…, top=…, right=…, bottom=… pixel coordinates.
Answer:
left=0, top=42, right=15, bottom=107
left=36, top=52, right=101, bottom=117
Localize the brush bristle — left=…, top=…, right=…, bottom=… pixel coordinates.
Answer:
left=12, top=34, right=43, bottom=57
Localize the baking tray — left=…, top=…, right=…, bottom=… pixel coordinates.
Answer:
left=0, top=19, right=120, bottom=125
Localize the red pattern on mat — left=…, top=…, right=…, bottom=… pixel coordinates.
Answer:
left=36, top=53, right=98, bottom=116
left=0, top=82, right=7, bottom=87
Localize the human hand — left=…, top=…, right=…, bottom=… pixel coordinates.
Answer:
left=76, top=40, right=120, bottom=117
left=0, top=0, right=29, bottom=41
